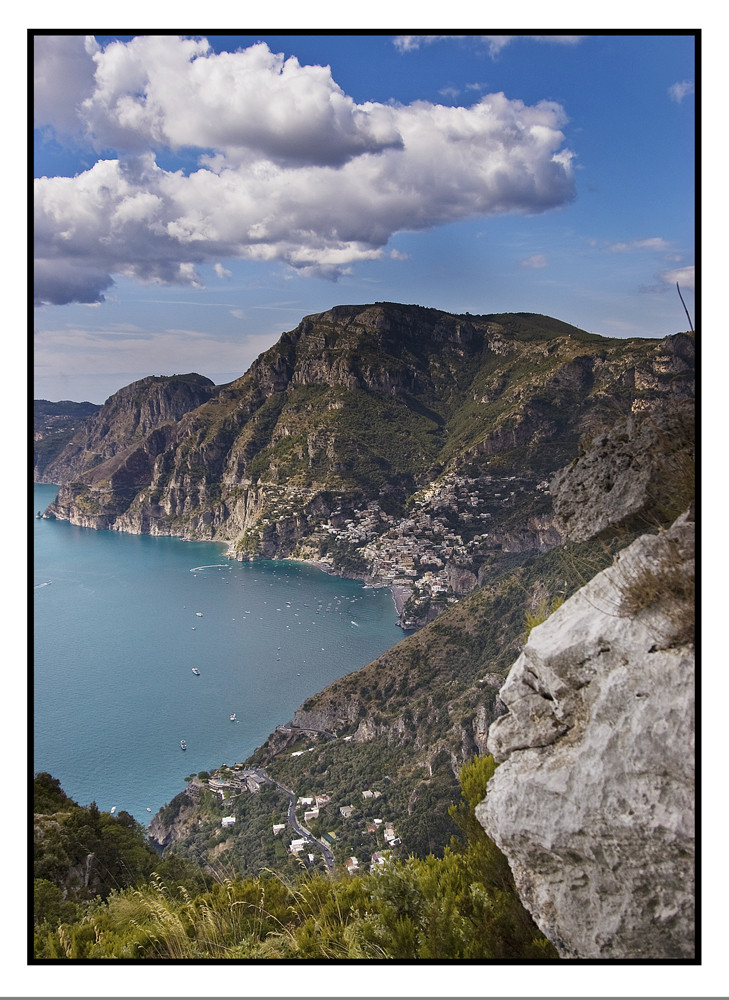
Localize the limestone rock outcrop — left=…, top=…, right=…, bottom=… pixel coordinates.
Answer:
left=476, top=511, right=695, bottom=959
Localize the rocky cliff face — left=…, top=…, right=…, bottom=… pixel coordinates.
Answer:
left=476, top=511, right=695, bottom=958
left=37, top=373, right=218, bottom=485
left=34, top=399, right=102, bottom=481
left=140, top=329, right=693, bottom=881
left=148, top=782, right=204, bottom=849
left=551, top=392, right=694, bottom=542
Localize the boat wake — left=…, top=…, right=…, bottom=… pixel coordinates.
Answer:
left=34, top=581, right=52, bottom=589
left=190, top=564, right=230, bottom=572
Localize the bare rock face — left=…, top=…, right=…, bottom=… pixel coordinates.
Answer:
left=550, top=399, right=694, bottom=542
left=40, top=373, right=218, bottom=486
left=476, top=512, right=695, bottom=959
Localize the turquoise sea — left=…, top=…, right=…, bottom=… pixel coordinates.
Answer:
left=33, top=484, right=405, bottom=825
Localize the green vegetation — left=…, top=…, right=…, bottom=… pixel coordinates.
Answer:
left=32, top=772, right=211, bottom=958
left=35, top=304, right=694, bottom=959
left=155, top=530, right=637, bottom=885
left=33, top=400, right=100, bottom=477
left=34, top=759, right=556, bottom=960
left=525, top=596, right=565, bottom=638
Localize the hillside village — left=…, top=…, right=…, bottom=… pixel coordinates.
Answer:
left=294, top=469, right=555, bottom=627
left=186, top=758, right=401, bottom=874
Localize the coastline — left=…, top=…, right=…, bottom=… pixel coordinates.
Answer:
left=389, top=584, right=411, bottom=617
left=287, top=556, right=412, bottom=624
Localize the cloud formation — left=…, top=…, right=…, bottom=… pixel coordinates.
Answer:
left=606, top=237, right=671, bottom=253
left=668, top=80, right=694, bottom=104
left=520, top=253, right=548, bottom=268
left=35, top=36, right=576, bottom=305
left=660, top=264, right=694, bottom=290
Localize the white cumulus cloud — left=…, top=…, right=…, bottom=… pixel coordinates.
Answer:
left=34, top=36, right=576, bottom=306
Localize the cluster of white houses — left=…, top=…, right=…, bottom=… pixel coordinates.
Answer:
left=316, top=471, right=542, bottom=598
left=206, top=768, right=402, bottom=871
left=277, top=788, right=401, bottom=871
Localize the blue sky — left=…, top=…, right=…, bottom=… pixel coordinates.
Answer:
left=33, top=31, right=696, bottom=403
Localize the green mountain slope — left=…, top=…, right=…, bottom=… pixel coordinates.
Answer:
left=33, top=399, right=101, bottom=481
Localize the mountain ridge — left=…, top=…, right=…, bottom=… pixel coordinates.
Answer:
left=39, top=303, right=694, bottom=628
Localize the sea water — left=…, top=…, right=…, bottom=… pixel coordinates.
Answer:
left=33, top=484, right=405, bottom=825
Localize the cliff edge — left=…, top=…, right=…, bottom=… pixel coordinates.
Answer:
left=476, top=510, right=695, bottom=958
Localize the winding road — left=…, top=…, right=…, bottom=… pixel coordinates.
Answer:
left=240, top=767, right=335, bottom=870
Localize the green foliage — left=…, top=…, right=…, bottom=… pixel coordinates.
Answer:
left=447, top=756, right=556, bottom=958
left=35, top=305, right=693, bottom=959
left=525, top=595, right=565, bottom=638
left=33, top=773, right=160, bottom=924
left=33, top=772, right=73, bottom=814
left=45, top=304, right=690, bottom=541
left=34, top=757, right=557, bottom=960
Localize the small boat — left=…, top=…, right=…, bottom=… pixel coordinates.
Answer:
left=146, top=807, right=152, bottom=812
left=230, top=713, right=237, bottom=722
left=110, top=806, right=116, bottom=815
left=36, top=511, right=42, bottom=519
left=195, top=612, right=203, bottom=617
left=180, top=739, right=187, bottom=750
left=192, top=667, right=200, bottom=675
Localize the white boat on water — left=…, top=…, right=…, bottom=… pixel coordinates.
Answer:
left=110, top=806, right=116, bottom=815
left=230, top=713, right=237, bottom=722
left=180, top=739, right=187, bottom=750
left=195, top=612, right=203, bottom=617
left=192, top=667, right=200, bottom=675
